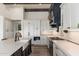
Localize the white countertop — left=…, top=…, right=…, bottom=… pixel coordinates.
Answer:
left=0, top=38, right=30, bottom=56
left=52, top=40, right=79, bottom=56
left=46, top=31, right=79, bottom=56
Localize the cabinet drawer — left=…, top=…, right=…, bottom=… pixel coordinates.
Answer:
left=56, top=48, right=67, bottom=56
left=23, top=46, right=29, bottom=56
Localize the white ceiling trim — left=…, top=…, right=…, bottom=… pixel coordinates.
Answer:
left=4, top=4, right=51, bottom=9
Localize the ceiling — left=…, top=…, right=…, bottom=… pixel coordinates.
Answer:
left=4, top=3, right=51, bottom=9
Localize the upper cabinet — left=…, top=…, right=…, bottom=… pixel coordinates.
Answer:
left=0, top=4, right=11, bottom=18
left=0, top=4, right=24, bottom=20
left=70, top=4, right=79, bottom=29
left=60, top=4, right=79, bottom=29
left=0, top=16, right=4, bottom=40
left=10, top=7, right=24, bottom=20
left=60, top=4, right=71, bottom=29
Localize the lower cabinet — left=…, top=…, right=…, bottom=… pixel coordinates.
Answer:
left=55, top=47, right=67, bottom=56
left=28, top=40, right=32, bottom=55
left=49, top=41, right=53, bottom=56
left=11, top=47, right=23, bottom=56
left=49, top=40, right=67, bottom=56
left=23, top=46, right=29, bottom=56
left=22, top=40, right=32, bottom=56
left=53, top=43, right=56, bottom=56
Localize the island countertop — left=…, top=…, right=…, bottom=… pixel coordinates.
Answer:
left=0, top=38, right=30, bottom=56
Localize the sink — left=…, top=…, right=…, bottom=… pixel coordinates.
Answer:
left=50, top=37, right=64, bottom=40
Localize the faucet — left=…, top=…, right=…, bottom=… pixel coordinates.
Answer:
left=15, top=32, right=22, bottom=42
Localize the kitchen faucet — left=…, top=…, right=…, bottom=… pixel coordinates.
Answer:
left=15, top=32, right=22, bottom=41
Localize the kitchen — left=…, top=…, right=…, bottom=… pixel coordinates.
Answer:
left=0, top=3, right=79, bottom=56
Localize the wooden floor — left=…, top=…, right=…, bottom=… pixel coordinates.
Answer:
left=30, top=45, right=50, bottom=56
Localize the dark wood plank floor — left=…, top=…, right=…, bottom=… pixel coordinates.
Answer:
left=30, top=45, right=50, bottom=56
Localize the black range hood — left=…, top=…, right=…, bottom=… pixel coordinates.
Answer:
left=50, top=23, right=57, bottom=28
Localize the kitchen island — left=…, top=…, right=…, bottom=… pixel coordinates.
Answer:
left=0, top=38, right=32, bottom=56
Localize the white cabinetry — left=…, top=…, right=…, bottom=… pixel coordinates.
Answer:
left=4, top=18, right=13, bottom=38
left=40, top=20, right=50, bottom=45
left=61, top=3, right=79, bottom=29
left=53, top=43, right=56, bottom=56
left=10, top=7, right=23, bottom=20
left=0, top=16, right=13, bottom=40
left=22, top=20, right=41, bottom=45
left=40, top=36, right=48, bottom=45
left=56, top=48, right=66, bottom=56
left=0, top=16, right=4, bottom=40
left=61, top=4, right=71, bottom=29
left=0, top=4, right=10, bottom=18
left=22, top=19, right=49, bottom=45
left=70, top=4, right=79, bottom=28
left=53, top=41, right=67, bottom=56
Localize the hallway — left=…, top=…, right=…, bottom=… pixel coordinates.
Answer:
left=30, top=45, right=50, bottom=56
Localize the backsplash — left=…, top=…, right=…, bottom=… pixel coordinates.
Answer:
left=62, top=29, right=79, bottom=44
left=68, top=31, right=79, bottom=44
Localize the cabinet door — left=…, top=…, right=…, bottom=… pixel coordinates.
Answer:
left=61, top=4, right=71, bottom=29
left=53, top=43, right=56, bottom=56
left=70, top=4, right=79, bottom=28
left=22, top=20, right=30, bottom=38
left=40, top=20, right=50, bottom=45
left=56, top=47, right=67, bottom=56
left=40, top=36, right=48, bottom=45
left=0, top=16, right=4, bottom=40
left=22, top=40, right=32, bottom=56
left=11, top=7, right=23, bottom=20
left=11, top=47, right=23, bottom=56
left=28, top=40, right=32, bottom=55
left=49, top=41, right=53, bottom=56
left=23, top=47, right=28, bottom=56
